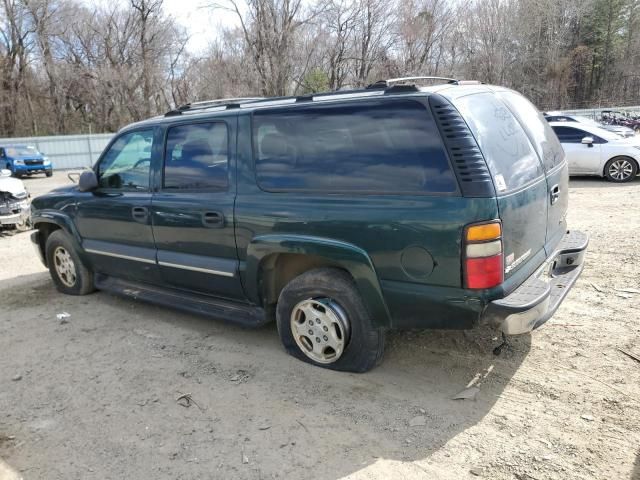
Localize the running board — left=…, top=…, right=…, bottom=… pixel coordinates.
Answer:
left=94, top=274, right=268, bottom=327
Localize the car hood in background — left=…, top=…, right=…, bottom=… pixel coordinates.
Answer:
left=0, top=177, right=28, bottom=196
left=608, top=137, right=640, bottom=148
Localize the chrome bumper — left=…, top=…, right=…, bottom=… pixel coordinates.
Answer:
left=482, top=230, right=589, bottom=335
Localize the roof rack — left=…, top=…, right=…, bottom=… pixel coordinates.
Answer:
left=165, top=97, right=264, bottom=116
left=367, top=76, right=458, bottom=89
left=162, top=77, right=481, bottom=117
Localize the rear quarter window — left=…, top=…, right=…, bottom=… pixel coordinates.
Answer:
left=452, top=93, right=544, bottom=193
left=252, top=99, right=458, bottom=195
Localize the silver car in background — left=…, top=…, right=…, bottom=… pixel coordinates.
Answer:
left=549, top=121, right=640, bottom=182
left=0, top=169, right=30, bottom=231
left=544, top=112, right=636, bottom=138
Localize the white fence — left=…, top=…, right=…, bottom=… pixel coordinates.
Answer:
left=0, top=133, right=113, bottom=170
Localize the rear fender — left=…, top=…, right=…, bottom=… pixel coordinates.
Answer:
left=244, top=234, right=392, bottom=328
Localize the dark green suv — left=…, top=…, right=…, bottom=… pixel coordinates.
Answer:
left=30, top=78, right=588, bottom=372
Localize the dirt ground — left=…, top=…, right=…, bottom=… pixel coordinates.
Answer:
left=1, top=173, right=639, bottom=480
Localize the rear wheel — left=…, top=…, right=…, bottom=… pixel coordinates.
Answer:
left=45, top=230, right=95, bottom=295
left=604, top=157, right=638, bottom=182
left=276, top=267, right=385, bottom=372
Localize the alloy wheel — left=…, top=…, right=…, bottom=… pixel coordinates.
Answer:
left=53, top=246, right=77, bottom=287
left=608, top=159, right=634, bottom=181
left=290, top=298, right=350, bottom=364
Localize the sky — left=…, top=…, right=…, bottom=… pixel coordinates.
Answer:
left=85, top=0, right=242, bottom=54
left=161, top=0, right=240, bottom=53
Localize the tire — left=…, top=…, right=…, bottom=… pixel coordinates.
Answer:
left=45, top=230, right=95, bottom=295
left=9, top=166, right=21, bottom=178
left=604, top=156, right=638, bottom=183
left=45, top=171, right=53, bottom=177
left=276, top=267, right=385, bottom=372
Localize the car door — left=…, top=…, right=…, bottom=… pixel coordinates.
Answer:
left=74, top=127, right=161, bottom=284
left=150, top=118, right=245, bottom=300
left=552, top=126, right=602, bottom=174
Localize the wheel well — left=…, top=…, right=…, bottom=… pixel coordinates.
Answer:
left=258, top=253, right=346, bottom=307
left=604, top=156, right=638, bottom=176
left=35, top=222, right=61, bottom=265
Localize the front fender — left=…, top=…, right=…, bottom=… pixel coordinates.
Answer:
left=31, top=211, right=87, bottom=265
left=244, top=234, right=392, bottom=328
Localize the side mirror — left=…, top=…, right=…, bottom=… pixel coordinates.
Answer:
left=581, top=136, right=594, bottom=147
left=78, top=170, right=98, bottom=192
left=0, top=169, right=11, bottom=177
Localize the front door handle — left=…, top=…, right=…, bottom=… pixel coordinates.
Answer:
left=550, top=184, right=560, bottom=205
left=132, top=206, right=149, bottom=222
left=202, top=211, right=224, bottom=228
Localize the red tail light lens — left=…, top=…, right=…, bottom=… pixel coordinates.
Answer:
left=463, top=221, right=504, bottom=289
left=465, top=254, right=504, bottom=289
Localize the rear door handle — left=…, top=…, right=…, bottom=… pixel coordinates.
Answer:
left=132, top=206, right=149, bottom=222
left=550, top=184, right=560, bottom=205
left=202, top=211, right=224, bottom=228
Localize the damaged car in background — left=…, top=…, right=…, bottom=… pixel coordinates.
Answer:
left=0, top=169, right=30, bottom=231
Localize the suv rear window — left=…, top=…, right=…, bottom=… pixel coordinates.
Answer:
left=452, top=93, right=543, bottom=193
left=497, top=91, right=565, bottom=172
left=252, top=100, right=458, bottom=194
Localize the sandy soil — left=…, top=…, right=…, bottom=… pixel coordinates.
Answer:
left=1, top=174, right=639, bottom=480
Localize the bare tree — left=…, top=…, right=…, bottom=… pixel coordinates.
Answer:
left=210, top=0, right=323, bottom=96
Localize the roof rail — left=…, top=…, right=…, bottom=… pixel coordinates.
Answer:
left=162, top=79, right=477, bottom=117
left=164, top=97, right=264, bottom=116
left=367, top=76, right=458, bottom=89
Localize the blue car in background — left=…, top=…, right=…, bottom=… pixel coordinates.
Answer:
left=0, top=144, right=52, bottom=178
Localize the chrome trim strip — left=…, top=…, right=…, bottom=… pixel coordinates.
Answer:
left=312, top=90, right=384, bottom=102
left=157, top=261, right=235, bottom=277
left=85, top=248, right=156, bottom=265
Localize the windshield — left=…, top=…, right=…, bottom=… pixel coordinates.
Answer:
left=586, top=126, right=623, bottom=141
left=574, top=116, right=602, bottom=127
left=5, top=146, right=41, bottom=157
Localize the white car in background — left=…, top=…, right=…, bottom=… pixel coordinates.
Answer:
left=0, top=169, right=30, bottom=230
left=548, top=121, right=640, bottom=182
left=544, top=112, right=636, bottom=138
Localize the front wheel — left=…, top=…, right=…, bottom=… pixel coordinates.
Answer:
left=276, top=268, right=385, bottom=372
left=45, top=171, right=53, bottom=177
left=45, top=230, right=95, bottom=295
left=604, top=157, right=638, bottom=182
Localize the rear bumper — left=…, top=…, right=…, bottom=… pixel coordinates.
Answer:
left=481, top=230, right=588, bottom=335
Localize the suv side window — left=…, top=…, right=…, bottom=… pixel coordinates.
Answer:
left=253, top=100, right=457, bottom=194
left=97, top=129, right=153, bottom=190
left=163, top=122, right=229, bottom=190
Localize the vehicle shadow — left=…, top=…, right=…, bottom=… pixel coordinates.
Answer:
left=633, top=450, right=640, bottom=480
left=569, top=176, right=640, bottom=188
left=0, top=228, right=20, bottom=238
left=1, top=276, right=531, bottom=479
left=94, top=291, right=532, bottom=479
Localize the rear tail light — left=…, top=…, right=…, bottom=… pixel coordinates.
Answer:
left=464, top=221, right=504, bottom=289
